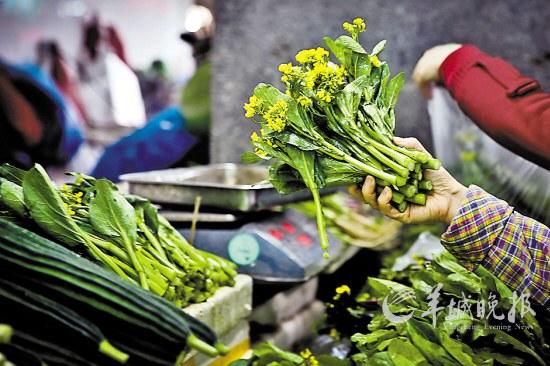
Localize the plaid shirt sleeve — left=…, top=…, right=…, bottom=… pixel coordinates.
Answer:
left=441, top=185, right=550, bottom=307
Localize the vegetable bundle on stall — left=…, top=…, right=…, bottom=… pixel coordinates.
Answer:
left=0, top=163, right=236, bottom=308
left=0, top=218, right=228, bottom=365
left=242, top=18, right=439, bottom=253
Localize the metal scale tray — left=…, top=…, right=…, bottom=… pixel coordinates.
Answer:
left=120, top=163, right=325, bottom=212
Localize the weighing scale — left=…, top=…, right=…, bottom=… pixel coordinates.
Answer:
left=120, top=164, right=347, bottom=283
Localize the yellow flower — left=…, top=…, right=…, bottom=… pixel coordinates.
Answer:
left=353, top=17, right=366, bottom=32
left=297, top=96, right=312, bottom=107
left=295, top=47, right=328, bottom=64
left=370, top=55, right=381, bottom=68
left=281, top=75, right=289, bottom=83
left=343, top=21, right=354, bottom=33
left=343, top=18, right=367, bottom=36
left=333, top=284, right=351, bottom=300
left=64, top=203, right=75, bottom=216
left=335, top=284, right=351, bottom=295
left=308, top=356, right=320, bottom=366
left=243, top=95, right=261, bottom=118
left=254, top=148, right=268, bottom=158
left=285, top=90, right=292, bottom=97
left=329, top=328, right=340, bottom=340
left=263, top=99, right=288, bottom=132
left=300, top=348, right=312, bottom=359
left=278, top=62, right=293, bottom=75
left=316, top=89, right=333, bottom=103
left=250, top=131, right=261, bottom=143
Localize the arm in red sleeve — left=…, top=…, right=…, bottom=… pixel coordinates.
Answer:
left=439, top=45, right=550, bottom=169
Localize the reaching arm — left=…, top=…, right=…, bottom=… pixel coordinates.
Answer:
left=439, top=45, right=550, bottom=169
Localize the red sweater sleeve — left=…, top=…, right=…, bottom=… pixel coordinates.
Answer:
left=439, top=45, right=550, bottom=169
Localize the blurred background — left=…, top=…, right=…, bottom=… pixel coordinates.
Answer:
left=1, top=0, right=549, bottom=177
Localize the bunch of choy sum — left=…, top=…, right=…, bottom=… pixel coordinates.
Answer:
left=242, top=18, right=440, bottom=255
left=0, top=163, right=237, bottom=308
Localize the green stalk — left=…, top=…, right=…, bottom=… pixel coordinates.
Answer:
left=419, top=180, right=433, bottom=191
left=85, top=239, right=130, bottom=280
left=187, top=334, right=219, bottom=357
left=395, top=201, right=408, bottom=213
left=423, top=158, right=441, bottom=170
left=364, top=144, right=410, bottom=178
left=138, top=222, right=168, bottom=262
left=319, top=139, right=402, bottom=185
left=310, top=187, right=329, bottom=253
left=88, top=235, right=129, bottom=262
left=0, top=325, right=12, bottom=343
left=393, top=145, right=430, bottom=163
left=125, top=240, right=149, bottom=291
left=364, top=135, right=416, bottom=170
left=376, top=187, right=404, bottom=204
left=406, top=193, right=427, bottom=205
left=397, top=184, right=417, bottom=198
left=99, top=340, right=129, bottom=363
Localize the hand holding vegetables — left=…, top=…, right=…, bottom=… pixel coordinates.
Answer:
left=243, top=18, right=440, bottom=253
left=359, top=137, right=467, bottom=225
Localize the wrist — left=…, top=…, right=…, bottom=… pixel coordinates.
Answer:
left=444, top=183, right=468, bottom=225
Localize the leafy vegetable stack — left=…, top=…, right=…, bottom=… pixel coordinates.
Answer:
left=0, top=163, right=237, bottom=308
left=243, top=18, right=440, bottom=254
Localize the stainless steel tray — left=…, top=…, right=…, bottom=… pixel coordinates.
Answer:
left=120, top=163, right=327, bottom=212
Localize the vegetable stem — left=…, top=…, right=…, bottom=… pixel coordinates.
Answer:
left=99, top=340, right=130, bottom=364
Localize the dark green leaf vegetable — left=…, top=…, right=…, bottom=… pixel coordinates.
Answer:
left=343, top=251, right=548, bottom=365
left=0, top=218, right=227, bottom=363
left=0, top=163, right=236, bottom=308
left=242, top=17, right=439, bottom=253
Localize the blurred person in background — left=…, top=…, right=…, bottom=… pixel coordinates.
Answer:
left=90, top=3, right=214, bottom=180
left=36, top=40, right=88, bottom=125
left=359, top=45, right=550, bottom=309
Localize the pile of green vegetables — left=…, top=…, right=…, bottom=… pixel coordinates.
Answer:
left=242, top=18, right=439, bottom=253
left=0, top=163, right=236, bottom=308
left=233, top=251, right=549, bottom=366
left=337, top=251, right=548, bottom=365
left=0, top=218, right=228, bottom=365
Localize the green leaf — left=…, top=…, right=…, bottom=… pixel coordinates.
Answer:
left=89, top=179, right=137, bottom=247
left=316, top=355, right=351, bottom=366
left=371, top=40, right=387, bottom=56
left=367, top=277, right=416, bottom=304
left=438, top=329, right=476, bottom=366
left=355, top=54, right=372, bottom=78
left=387, top=338, right=429, bottom=366
left=0, top=163, right=26, bottom=185
left=335, top=35, right=368, bottom=54
left=252, top=342, right=303, bottom=364
left=269, top=162, right=305, bottom=194
left=241, top=151, right=264, bottom=164
left=272, top=132, right=320, bottom=151
left=0, top=178, right=26, bottom=217
left=406, top=319, right=457, bottom=365
left=368, top=352, right=395, bottom=366
left=324, top=36, right=347, bottom=65
left=384, top=72, right=405, bottom=108
left=472, top=326, right=547, bottom=366
left=228, top=359, right=255, bottom=366
left=22, top=164, right=85, bottom=246
left=473, top=349, right=524, bottom=366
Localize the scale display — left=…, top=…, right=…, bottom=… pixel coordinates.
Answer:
left=180, top=209, right=343, bottom=282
